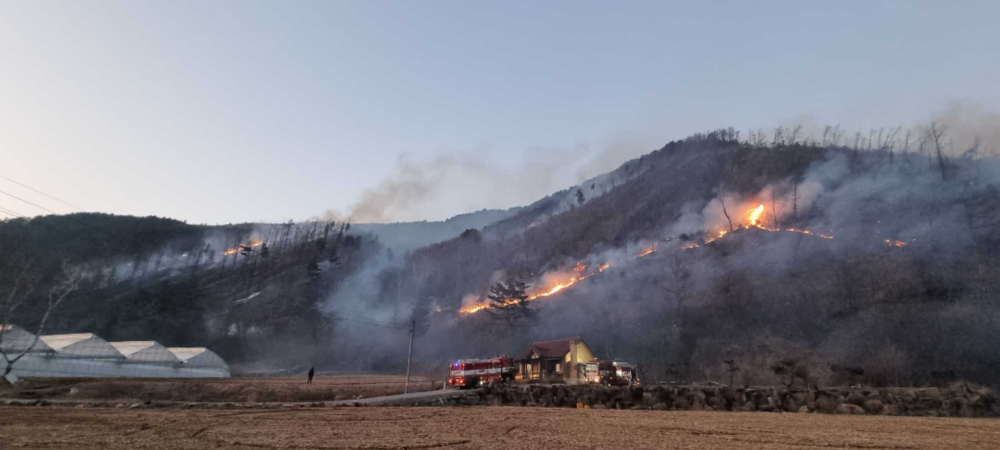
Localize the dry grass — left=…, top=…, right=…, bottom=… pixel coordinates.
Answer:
left=2, top=406, right=999, bottom=449
left=0, top=375, right=437, bottom=403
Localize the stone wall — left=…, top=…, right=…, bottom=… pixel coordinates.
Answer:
left=423, top=384, right=1000, bottom=418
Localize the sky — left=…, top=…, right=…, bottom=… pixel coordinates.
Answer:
left=1, top=1, right=997, bottom=224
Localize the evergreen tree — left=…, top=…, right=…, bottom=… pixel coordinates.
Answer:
left=486, top=279, right=533, bottom=334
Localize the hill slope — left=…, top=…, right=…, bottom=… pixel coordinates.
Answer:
left=4, top=129, right=999, bottom=386
left=350, top=131, right=1000, bottom=386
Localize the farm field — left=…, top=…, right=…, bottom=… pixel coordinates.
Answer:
left=0, top=375, right=439, bottom=403
left=2, top=405, right=999, bottom=449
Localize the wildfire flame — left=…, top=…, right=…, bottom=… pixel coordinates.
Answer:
left=462, top=204, right=843, bottom=315
left=698, top=205, right=834, bottom=248
left=223, top=241, right=264, bottom=256
left=885, top=239, right=907, bottom=247
left=748, top=204, right=765, bottom=226
left=460, top=261, right=616, bottom=314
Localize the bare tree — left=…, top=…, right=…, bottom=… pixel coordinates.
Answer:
left=962, top=136, right=982, bottom=160
left=927, top=121, right=948, bottom=180
left=772, top=126, right=785, bottom=147
left=1, top=261, right=83, bottom=380
left=822, top=124, right=844, bottom=147
left=885, top=126, right=901, bottom=151
left=751, top=128, right=767, bottom=148
left=657, top=255, right=691, bottom=314
left=788, top=125, right=802, bottom=146
left=791, top=182, right=799, bottom=223
left=717, top=188, right=734, bottom=232
left=831, top=125, right=844, bottom=146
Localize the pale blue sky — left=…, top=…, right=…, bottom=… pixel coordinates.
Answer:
left=1, top=1, right=997, bottom=224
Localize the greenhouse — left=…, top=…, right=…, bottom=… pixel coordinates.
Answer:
left=1, top=324, right=229, bottom=378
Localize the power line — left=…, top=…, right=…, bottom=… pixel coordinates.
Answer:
left=0, top=174, right=84, bottom=211
left=0, top=205, right=26, bottom=218
left=0, top=189, right=59, bottom=214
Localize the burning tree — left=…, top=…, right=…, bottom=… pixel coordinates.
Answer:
left=486, top=279, right=533, bottom=334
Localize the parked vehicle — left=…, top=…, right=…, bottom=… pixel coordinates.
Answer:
left=447, top=355, right=516, bottom=388
left=584, top=360, right=637, bottom=386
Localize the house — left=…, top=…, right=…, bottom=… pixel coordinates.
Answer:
left=514, top=336, right=596, bottom=384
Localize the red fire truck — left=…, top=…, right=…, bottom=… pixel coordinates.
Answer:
left=447, top=355, right=515, bottom=388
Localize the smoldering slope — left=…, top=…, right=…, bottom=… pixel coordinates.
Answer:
left=319, top=142, right=1000, bottom=384
left=538, top=152, right=997, bottom=384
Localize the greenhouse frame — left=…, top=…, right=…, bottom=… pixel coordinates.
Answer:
left=1, top=324, right=230, bottom=378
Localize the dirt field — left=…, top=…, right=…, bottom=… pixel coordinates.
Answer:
left=0, top=375, right=438, bottom=403
left=2, top=406, right=998, bottom=449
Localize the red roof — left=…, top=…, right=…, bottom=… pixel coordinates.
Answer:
left=515, top=336, right=585, bottom=361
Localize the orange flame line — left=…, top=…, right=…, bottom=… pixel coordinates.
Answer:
left=223, top=241, right=265, bottom=256
left=462, top=205, right=840, bottom=315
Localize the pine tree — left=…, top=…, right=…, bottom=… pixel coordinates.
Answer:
left=486, top=279, right=533, bottom=334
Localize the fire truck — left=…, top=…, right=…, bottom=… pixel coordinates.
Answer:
left=584, top=360, right=637, bottom=386
left=447, top=355, right=515, bottom=388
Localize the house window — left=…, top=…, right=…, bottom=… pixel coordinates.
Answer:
left=555, top=363, right=562, bottom=374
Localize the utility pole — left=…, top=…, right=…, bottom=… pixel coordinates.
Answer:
left=404, top=319, right=415, bottom=394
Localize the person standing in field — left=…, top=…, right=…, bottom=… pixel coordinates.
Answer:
left=307, top=367, right=315, bottom=384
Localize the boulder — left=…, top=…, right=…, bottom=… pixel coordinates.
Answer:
left=815, top=395, right=837, bottom=414
left=783, top=396, right=800, bottom=413
left=863, top=399, right=884, bottom=414
left=846, top=392, right=867, bottom=407
left=630, top=386, right=645, bottom=401
left=837, top=404, right=865, bottom=415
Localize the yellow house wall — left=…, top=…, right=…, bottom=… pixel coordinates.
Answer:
left=573, top=342, right=595, bottom=364
left=565, top=341, right=596, bottom=384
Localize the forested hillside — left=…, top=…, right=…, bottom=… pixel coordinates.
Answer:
left=0, top=214, right=387, bottom=371
left=362, top=129, right=1000, bottom=388
left=3, top=127, right=999, bottom=387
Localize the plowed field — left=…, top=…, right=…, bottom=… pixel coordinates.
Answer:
left=2, top=406, right=998, bottom=449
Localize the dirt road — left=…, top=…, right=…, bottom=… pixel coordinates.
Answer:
left=2, top=406, right=998, bottom=449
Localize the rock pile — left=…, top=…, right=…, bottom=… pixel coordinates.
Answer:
left=448, top=384, right=1000, bottom=417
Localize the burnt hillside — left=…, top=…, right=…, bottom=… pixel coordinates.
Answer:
left=361, top=130, right=1000, bottom=387
left=0, top=214, right=383, bottom=370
